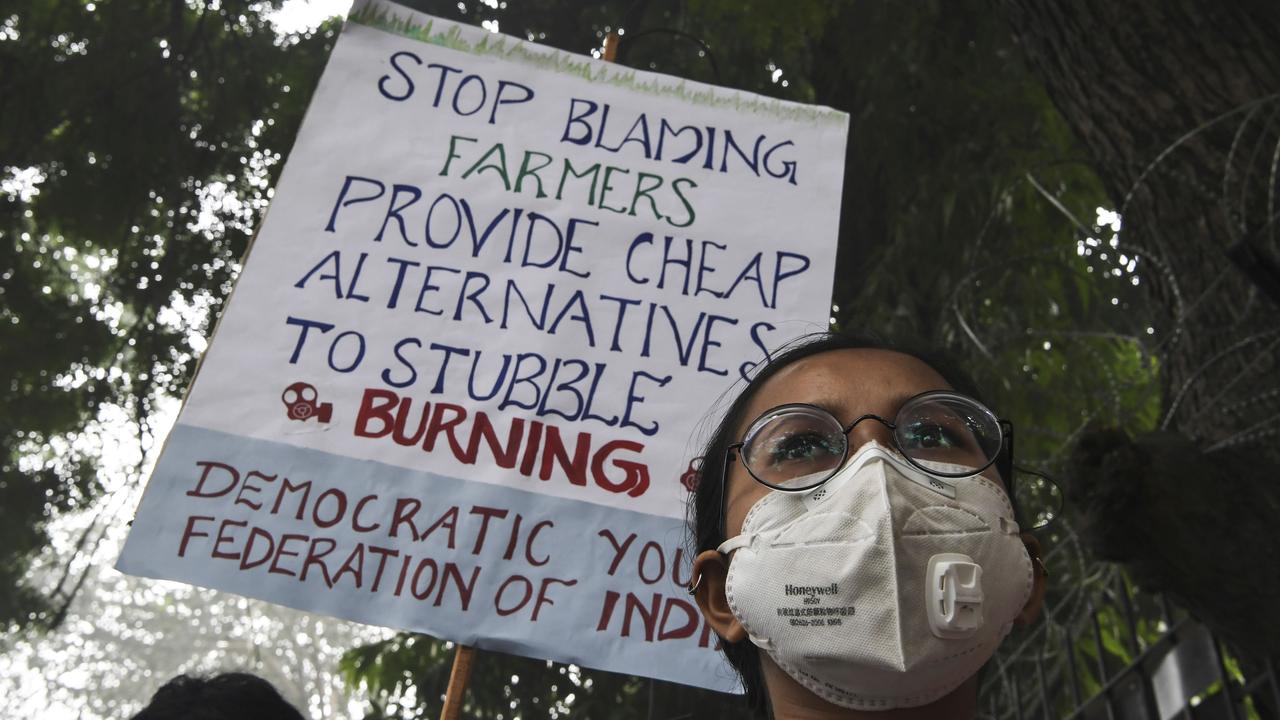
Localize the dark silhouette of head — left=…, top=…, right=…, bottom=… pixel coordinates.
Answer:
left=130, top=672, right=307, bottom=720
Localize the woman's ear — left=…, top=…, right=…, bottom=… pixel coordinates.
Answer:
left=691, top=550, right=747, bottom=643
left=1015, top=532, right=1047, bottom=626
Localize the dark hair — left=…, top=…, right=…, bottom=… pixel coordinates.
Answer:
left=130, top=672, right=308, bottom=720
left=688, top=331, right=995, bottom=715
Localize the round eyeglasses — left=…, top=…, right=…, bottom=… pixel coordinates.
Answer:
left=728, top=390, right=1005, bottom=491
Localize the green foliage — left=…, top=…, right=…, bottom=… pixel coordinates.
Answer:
left=0, top=0, right=338, bottom=629
left=340, top=634, right=745, bottom=719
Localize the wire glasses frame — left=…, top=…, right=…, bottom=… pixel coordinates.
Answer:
left=726, top=390, right=1006, bottom=492
left=711, top=391, right=1021, bottom=540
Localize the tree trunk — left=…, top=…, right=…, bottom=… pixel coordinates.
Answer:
left=998, top=0, right=1280, bottom=665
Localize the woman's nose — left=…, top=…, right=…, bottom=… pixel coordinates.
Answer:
left=846, top=416, right=897, bottom=454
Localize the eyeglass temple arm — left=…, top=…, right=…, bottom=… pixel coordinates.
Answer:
left=996, top=421, right=1014, bottom=480
left=718, top=444, right=742, bottom=543
left=996, top=419, right=1017, bottom=517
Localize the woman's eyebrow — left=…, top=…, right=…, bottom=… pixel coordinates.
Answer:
left=885, top=392, right=917, bottom=412
left=804, top=398, right=846, bottom=418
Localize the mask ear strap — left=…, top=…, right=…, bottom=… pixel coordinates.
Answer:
left=686, top=535, right=748, bottom=595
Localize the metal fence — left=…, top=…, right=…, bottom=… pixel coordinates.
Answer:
left=980, top=552, right=1279, bottom=720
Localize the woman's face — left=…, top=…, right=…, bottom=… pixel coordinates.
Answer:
left=698, top=347, right=1042, bottom=719
left=722, top=348, right=978, bottom=538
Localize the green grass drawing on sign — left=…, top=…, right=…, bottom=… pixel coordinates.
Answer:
left=347, top=1, right=846, bottom=126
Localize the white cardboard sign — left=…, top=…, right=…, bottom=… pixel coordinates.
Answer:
left=118, top=0, right=848, bottom=692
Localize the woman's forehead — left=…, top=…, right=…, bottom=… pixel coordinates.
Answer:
left=740, top=348, right=954, bottom=428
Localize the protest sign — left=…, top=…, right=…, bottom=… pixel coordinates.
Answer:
left=118, top=0, right=848, bottom=692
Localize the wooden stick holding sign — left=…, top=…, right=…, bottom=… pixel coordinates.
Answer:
left=603, top=30, right=621, bottom=62
left=440, top=644, right=477, bottom=720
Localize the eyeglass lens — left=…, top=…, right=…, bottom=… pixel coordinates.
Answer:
left=893, top=393, right=1002, bottom=477
left=741, top=406, right=847, bottom=490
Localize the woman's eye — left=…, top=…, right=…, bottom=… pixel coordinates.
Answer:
left=902, top=422, right=960, bottom=449
left=767, top=432, right=841, bottom=465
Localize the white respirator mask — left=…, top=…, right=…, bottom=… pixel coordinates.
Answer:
left=717, top=441, right=1033, bottom=710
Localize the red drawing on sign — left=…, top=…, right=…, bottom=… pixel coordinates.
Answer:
left=281, top=382, right=333, bottom=423
left=680, top=457, right=702, bottom=493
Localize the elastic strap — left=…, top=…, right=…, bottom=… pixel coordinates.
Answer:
left=717, top=534, right=752, bottom=555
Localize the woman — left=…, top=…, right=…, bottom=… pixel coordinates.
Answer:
left=688, top=333, right=1048, bottom=718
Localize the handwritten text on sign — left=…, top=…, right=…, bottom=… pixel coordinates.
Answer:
left=118, top=0, right=847, bottom=692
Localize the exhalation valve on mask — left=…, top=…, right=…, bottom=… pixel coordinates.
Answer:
left=927, top=553, right=984, bottom=639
